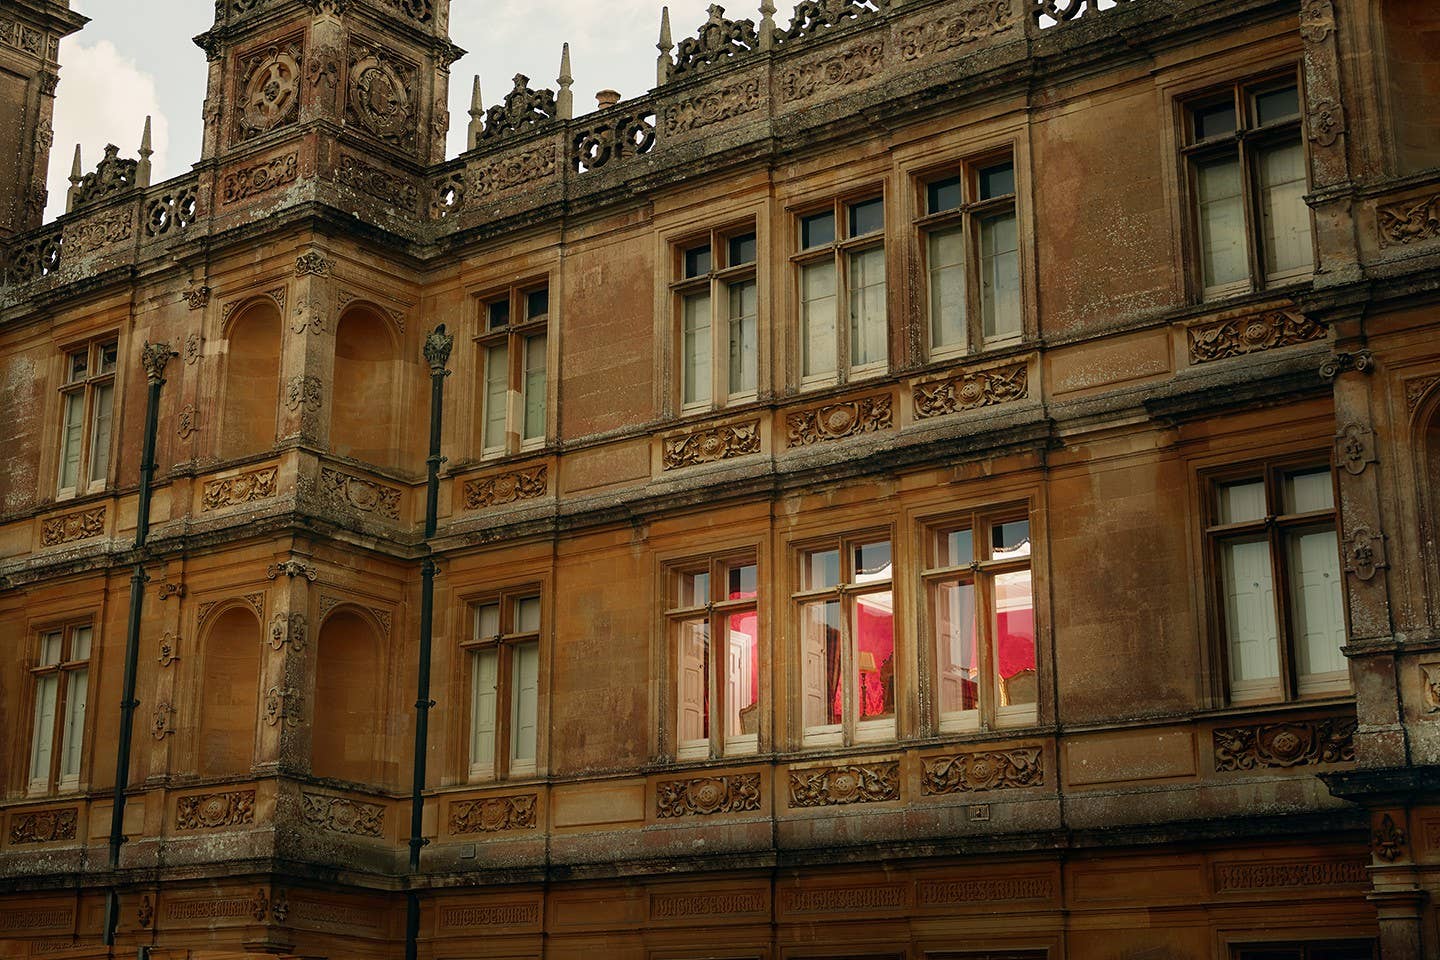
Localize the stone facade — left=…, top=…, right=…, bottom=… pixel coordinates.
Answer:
left=0, top=1, right=1438, bottom=959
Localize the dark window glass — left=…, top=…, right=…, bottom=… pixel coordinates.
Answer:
left=848, top=197, right=885, bottom=237
left=992, top=520, right=1030, bottom=556
left=727, top=233, right=757, bottom=266
left=801, top=211, right=835, bottom=249
left=487, top=299, right=510, bottom=329
left=927, top=176, right=963, bottom=214
left=1193, top=100, right=1238, bottom=140
left=979, top=162, right=1015, bottom=201
left=852, top=540, right=892, bottom=577
left=1255, top=85, right=1300, bottom=125
left=684, top=244, right=712, bottom=279
left=525, top=288, right=549, bottom=320
left=728, top=563, right=757, bottom=597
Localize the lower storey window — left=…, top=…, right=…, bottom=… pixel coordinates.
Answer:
left=29, top=624, right=91, bottom=792
left=1233, top=942, right=1374, bottom=960
left=467, top=593, right=541, bottom=779
left=669, top=556, right=760, bottom=758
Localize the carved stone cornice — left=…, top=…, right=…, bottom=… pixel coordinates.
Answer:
left=449, top=794, right=538, bottom=834
left=920, top=746, right=1043, bottom=795
left=788, top=761, right=898, bottom=807
left=175, top=790, right=256, bottom=830
left=656, top=774, right=761, bottom=818
left=662, top=419, right=761, bottom=470
left=1213, top=717, right=1357, bottom=772
left=913, top=361, right=1028, bottom=420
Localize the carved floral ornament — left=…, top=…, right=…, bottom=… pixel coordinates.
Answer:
left=463, top=465, right=548, bottom=510
left=1334, top=422, right=1376, bottom=476
left=158, top=631, right=181, bottom=667
left=788, top=761, right=899, bottom=807
left=1373, top=812, right=1407, bottom=863
left=301, top=792, right=385, bottom=837
left=920, top=746, right=1043, bottom=795
left=8, top=807, right=79, bottom=845
left=914, top=361, right=1028, bottom=419
left=1343, top=526, right=1388, bottom=582
left=657, top=774, right=762, bottom=818
left=787, top=394, right=892, bottom=447
left=176, top=790, right=256, bottom=830
left=201, top=466, right=279, bottom=512
left=269, top=612, right=307, bottom=652
left=898, top=1, right=1015, bottom=61
left=449, top=794, right=538, bottom=834
left=40, top=507, right=105, bottom=547
left=1212, top=717, right=1356, bottom=771
left=264, top=685, right=301, bottom=727
left=662, top=419, right=761, bottom=470
left=320, top=468, right=401, bottom=520
left=1186, top=311, right=1324, bottom=364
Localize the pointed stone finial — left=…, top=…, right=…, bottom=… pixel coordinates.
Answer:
left=66, top=144, right=82, bottom=212
left=759, top=0, right=777, bottom=49
left=657, top=6, right=674, bottom=86
left=137, top=115, right=153, bottom=188
left=556, top=43, right=574, bottom=120
left=467, top=75, right=484, bottom=150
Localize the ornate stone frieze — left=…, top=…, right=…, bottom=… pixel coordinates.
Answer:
left=651, top=891, right=768, bottom=919
left=320, top=468, right=401, bottom=520
left=41, top=507, right=105, bottom=546
left=920, top=746, right=1043, bottom=795
left=917, top=877, right=1054, bottom=904
left=913, top=361, right=1028, bottom=419
left=778, top=0, right=886, bottom=44
left=788, top=761, right=899, bottom=807
left=474, top=143, right=558, bottom=201
left=574, top=109, right=657, bottom=174
left=163, top=896, right=253, bottom=922
left=656, top=774, right=761, bottom=818
left=285, top=375, right=323, bottom=412
left=462, top=465, right=548, bottom=509
left=268, top=612, right=306, bottom=652
left=220, top=152, right=299, bottom=206
left=438, top=902, right=542, bottom=929
left=783, top=884, right=906, bottom=913
left=899, top=1, right=1015, bottom=60
left=1334, top=422, right=1376, bottom=476
left=780, top=40, right=885, bottom=105
left=71, top=144, right=138, bottom=207
left=1374, top=813, right=1408, bottom=862
left=1212, top=717, right=1357, bottom=771
left=482, top=74, right=558, bottom=141
left=1343, top=526, right=1388, bottom=581
left=449, top=794, right=538, bottom=834
left=787, top=393, right=892, bottom=446
left=1378, top=193, right=1440, bottom=247
left=1213, top=859, right=1367, bottom=892
left=300, top=792, right=384, bottom=838
left=663, top=77, right=763, bottom=135
left=8, top=808, right=78, bottom=845
left=673, top=5, right=762, bottom=77
left=66, top=210, right=134, bottom=255
left=201, top=466, right=278, bottom=511
left=176, top=790, right=256, bottom=830
left=0, top=906, right=73, bottom=932
left=235, top=40, right=303, bottom=142
left=295, top=251, right=333, bottom=276
left=157, top=631, right=180, bottom=667
left=336, top=153, right=418, bottom=208
left=1186, top=310, right=1324, bottom=364
left=347, top=43, right=417, bottom=147
left=663, top=420, right=761, bottom=470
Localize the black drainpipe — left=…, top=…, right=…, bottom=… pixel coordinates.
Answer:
left=406, top=324, right=453, bottom=960
left=103, top=342, right=174, bottom=946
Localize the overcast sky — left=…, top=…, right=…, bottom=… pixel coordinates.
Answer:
left=46, top=0, right=689, bottom=220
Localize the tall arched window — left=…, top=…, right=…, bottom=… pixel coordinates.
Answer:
left=197, top=607, right=262, bottom=777
left=221, top=300, right=282, bottom=459
left=313, top=608, right=383, bottom=785
left=332, top=306, right=399, bottom=468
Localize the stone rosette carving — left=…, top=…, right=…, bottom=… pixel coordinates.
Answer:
left=663, top=420, right=761, bottom=470
left=780, top=41, right=885, bottom=105
left=787, top=394, right=892, bottom=447
left=463, top=465, right=548, bottom=509
left=235, top=40, right=303, bottom=142
left=320, top=468, right=401, bottom=520
left=8, top=808, right=79, bottom=845
left=176, top=790, right=256, bottom=830
left=1213, top=717, right=1357, bottom=771
left=221, top=152, right=299, bottom=206
left=914, top=361, right=1028, bottom=420
left=664, top=78, right=763, bottom=135
left=41, top=507, right=105, bottom=547
left=788, top=761, right=899, bottom=808
left=920, top=746, right=1043, bottom=795
left=300, top=792, right=384, bottom=838
left=1378, top=193, right=1440, bottom=247
left=898, top=0, right=1014, bottom=60
left=449, top=794, right=538, bottom=834
left=201, top=466, right=278, bottom=511
left=1186, top=311, right=1324, bottom=364
left=656, top=774, right=761, bottom=818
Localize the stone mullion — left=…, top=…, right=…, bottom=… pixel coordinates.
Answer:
left=1299, top=0, right=1359, bottom=285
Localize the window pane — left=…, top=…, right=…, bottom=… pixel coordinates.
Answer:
left=944, top=529, right=975, bottom=567
left=1284, top=468, right=1334, bottom=514
left=1287, top=525, right=1347, bottom=686
left=483, top=343, right=509, bottom=450
left=802, top=599, right=842, bottom=729
left=848, top=245, right=887, bottom=368
left=980, top=211, right=1020, bottom=340
left=928, top=176, right=962, bottom=214
left=979, top=162, right=1015, bottom=200
left=1217, top=479, right=1267, bottom=524
left=98, top=342, right=118, bottom=375
left=522, top=333, right=546, bottom=441
left=89, top=383, right=114, bottom=484
left=682, top=291, right=712, bottom=405
left=728, top=233, right=756, bottom=266
left=801, top=260, right=837, bottom=378
left=1254, top=85, right=1300, bottom=125
left=725, top=606, right=760, bottom=743
left=993, top=570, right=1037, bottom=709
left=67, top=350, right=88, bottom=383
left=475, top=603, right=501, bottom=640
left=59, top=391, right=84, bottom=490
left=848, top=198, right=884, bottom=237
left=69, top=626, right=92, bottom=661
left=1196, top=155, right=1247, bottom=289
left=804, top=549, right=840, bottom=591
left=855, top=590, right=895, bottom=720
left=514, top=596, right=542, bottom=634
left=727, top=563, right=757, bottom=599
left=934, top=581, right=978, bottom=717
left=60, top=666, right=88, bottom=780
left=677, top=618, right=710, bottom=747
left=928, top=226, right=966, bottom=351
left=684, top=244, right=712, bottom=279
left=1221, top=536, right=1280, bottom=692
left=470, top=649, right=498, bottom=772
left=679, top=570, right=710, bottom=607
left=511, top=641, right=540, bottom=764
left=525, top=287, right=549, bottom=320
left=30, top=673, right=59, bottom=785
left=487, top=299, right=510, bottom=330
left=852, top=540, right=892, bottom=582
left=992, top=520, right=1031, bottom=559
left=1257, top=140, right=1312, bottom=279
left=801, top=212, right=835, bottom=249
left=727, top=280, right=758, bottom=397
left=40, top=631, right=64, bottom=666
left=1193, top=100, right=1237, bottom=140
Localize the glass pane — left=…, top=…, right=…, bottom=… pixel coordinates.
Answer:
left=801, top=261, right=837, bottom=377
left=1193, top=100, right=1237, bottom=140
left=514, top=596, right=541, bottom=634
left=59, top=391, right=84, bottom=490
left=30, top=673, right=59, bottom=785
left=848, top=197, right=884, bottom=237
left=928, top=226, right=966, bottom=350
left=725, top=606, right=760, bottom=743
left=727, top=233, right=756, bottom=266
left=470, top=648, right=498, bottom=770
left=1254, top=85, right=1300, bottom=125
left=89, top=383, right=114, bottom=483
left=98, top=342, right=118, bottom=375
left=67, top=350, right=88, bottom=383
left=943, top=529, right=974, bottom=567
left=39, top=631, right=63, bottom=666
left=60, top=667, right=88, bottom=779
left=487, top=299, right=510, bottom=330
left=1221, top=536, right=1280, bottom=690
left=525, top=287, right=549, bottom=320
left=979, top=162, right=1015, bottom=200
left=1217, top=479, right=1267, bottom=524
left=682, top=292, right=712, bottom=405
left=1257, top=140, right=1312, bottom=279
left=684, top=244, right=712, bottom=279
left=679, top=570, right=710, bottom=608
left=727, top=281, right=759, bottom=397
left=801, top=211, right=835, bottom=249
left=980, top=211, right=1020, bottom=340
left=934, top=581, right=978, bottom=716
left=522, top=334, right=546, bottom=441
left=727, top=562, right=757, bottom=599
left=804, top=549, right=840, bottom=591
left=848, top=245, right=887, bottom=368
left=510, top=642, right=540, bottom=764
left=483, top=343, right=509, bottom=449
left=1196, top=155, right=1247, bottom=289
left=1284, top=468, right=1334, bottom=515
left=69, top=626, right=92, bottom=661
left=1287, top=525, right=1347, bottom=682
left=677, top=618, right=710, bottom=747
left=475, top=603, right=501, bottom=640
left=992, top=520, right=1031, bottom=559
left=927, top=176, right=962, bottom=214
left=852, top=540, right=892, bottom=582
left=855, top=590, right=895, bottom=721
left=802, top=599, right=842, bottom=729
left=993, top=570, right=1037, bottom=708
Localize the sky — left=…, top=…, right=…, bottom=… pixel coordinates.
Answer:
left=45, top=0, right=685, bottom=221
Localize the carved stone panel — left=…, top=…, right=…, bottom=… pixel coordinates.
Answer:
left=1378, top=193, right=1440, bottom=247
left=663, top=420, right=761, bottom=470
left=300, top=792, right=384, bottom=838
left=1334, top=422, right=1376, bottom=476
left=1212, top=717, right=1357, bottom=771
left=201, top=466, right=278, bottom=511
left=1422, top=664, right=1440, bottom=714
left=449, top=794, right=538, bottom=834
left=788, top=761, right=899, bottom=807
left=40, top=507, right=105, bottom=546
left=1212, top=859, right=1367, bottom=892
left=462, top=465, right=548, bottom=509
left=8, top=808, right=78, bottom=845
left=897, top=0, right=1016, bottom=61
left=1186, top=311, right=1324, bottom=364
left=220, top=152, right=299, bottom=206
left=656, top=774, right=761, bottom=818
left=346, top=42, right=418, bottom=148
left=663, top=77, right=763, bottom=136
left=913, top=361, right=1028, bottom=420
left=175, top=790, right=257, bottom=830
left=235, top=39, right=303, bottom=142
left=787, top=394, right=892, bottom=446
left=285, top=375, right=323, bottom=412
left=320, top=468, right=401, bottom=520
left=920, top=746, right=1043, bottom=795
left=779, top=40, right=885, bottom=106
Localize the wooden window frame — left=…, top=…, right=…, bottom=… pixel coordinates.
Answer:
left=1231, top=939, right=1375, bottom=960
left=55, top=337, right=118, bottom=499
left=461, top=589, right=543, bottom=781
left=671, top=223, right=760, bottom=415
left=475, top=280, right=550, bottom=458
left=27, top=621, right=93, bottom=795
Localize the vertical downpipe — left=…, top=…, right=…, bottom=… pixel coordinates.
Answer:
left=406, top=325, right=453, bottom=960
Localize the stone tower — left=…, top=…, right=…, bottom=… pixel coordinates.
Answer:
left=0, top=1, right=86, bottom=235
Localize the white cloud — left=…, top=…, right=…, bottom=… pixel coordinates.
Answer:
left=45, top=39, right=169, bottom=221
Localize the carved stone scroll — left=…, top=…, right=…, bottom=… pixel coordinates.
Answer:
left=787, top=394, right=892, bottom=446
left=201, top=466, right=278, bottom=511
left=1212, top=717, right=1357, bottom=771
left=462, top=465, right=548, bottom=509
left=663, top=420, right=761, bottom=470
left=788, top=761, right=899, bottom=807
left=920, top=746, right=1043, bottom=795
left=656, top=774, right=761, bottom=818
left=913, top=362, right=1028, bottom=419
left=40, top=507, right=105, bottom=546
left=175, top=790, right=256, bottom=830
left=300, top=793, right=384, bottom=838
left=1186, top=311, right=1324, bottom=364
left=449, top=794, right=538, bottom=834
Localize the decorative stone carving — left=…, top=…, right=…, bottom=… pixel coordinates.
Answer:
left=424, top=324, right=455, bottom=374
left=656, top=774, right=762, bottom=818
left=300, top=792, right=384, bottom=837
left=651, top=891, right=768, bottom=919
left=1343, top=526, right=1387, bottom=581
left=269, top=612, right=307, bottom=652
left=449, top=794, right=538, bottom=834
left=67, top=211, right=134, bottom=255
left=290, top=296, right=326, bottom=335
left=141, top=341, right=177, bottom=384
left=672, top=5, right=761, bottom=77
left=151, top=701, right=176, bottom=740
left=320, top=468, right=401, bottom=520
left=249, top=888, right=269, bottom=922
left=1298, top=0, right=1335, bottom=43
left=1406, top=375, right=1439, bottom=414
left=306, top=43, right=341, bottom=88
left=157, top=581, right=185, bottom=601
left=295, top=251, right=333, bottom=276
left=236, top=41, right=303, bottom=141
left=41, top=507, right=105, bottom=546
left=264, top=685, right=301, bottom=727
left=472, top=144, right=558, bottom=203
left=4, top=229, right=62, bottom=284
left=918, top=877, right=1054, bottom=903
left=914, top=362, right=1028, bottom=419
left=137, top=895, right=154, bottom=929
left=1378, top=193, right=1440, bottom=247
left=336, top=153, right=418, bottom=208
left=780, top=41, right=885, bottom=105
left=788, top=761, right=899, bottom=807
left=1213, top=860, right=1367, bottom=891
left=1422, top=664, right=1440, bottom=714
left=787, top=394, right=892, bottom=446
left=1319, top=349, right=1375, bottom=380
left=201, top=466, right=278, bottom=511
left=1374, top=813, right=1407, bottom=862
left=1334, top=422, right=1376, bottom=476
left=1036, top=0, right=1133, bottom=27
left=783, top=884, right=907, bottom=913
left=1212, top=717, right=1357, bottom=771
left=778, top=0, right=886, bottom=44
left=8, top=808, right=78, bottom=845
left=482, top=75, right=558, bottom=141
left=663, top=420, right=761, bottom=470
left=1307, top=97, right=1345, bottom=148
left=71, top=144, right=138, bottom=207
left=899, top=1, right=1014, bottom=60
left=438, top=902, right=541, bottom=929
left=574, top=109, right=657, bottom=174
left=144, top=186, right=200, bottom=237
left=920, top=746, right=1043, bottom=795
left=270, top=890, right=289, bottom=923
left=663, top=78, right=763, bottom=135
left=347, top=43, right=417, bottom=147
left=221, top=153, right=299, bottom=206
left=266, top=559, right=318, bottom=581
left=1187, top=311, right=1324, bottom=363
left=157, top=631, right=180, bottom=667
left=463, top=465, right=548, bottom=509
left=285, top=375, right=323, bottom=412
left=245, top=592, right=266, bottom=615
